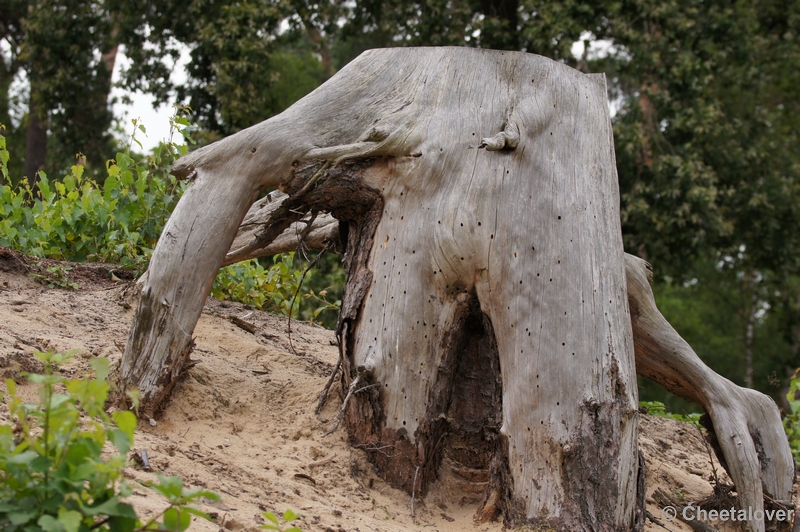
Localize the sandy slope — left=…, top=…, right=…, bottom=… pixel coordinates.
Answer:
left=0, top=247, right=781, bottom=531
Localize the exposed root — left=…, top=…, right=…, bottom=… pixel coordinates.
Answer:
left=324, top=373, right=361, bottom=437
left=411, top=465, right=420, bottom=519
left=316, top=353, right=341, bottom=414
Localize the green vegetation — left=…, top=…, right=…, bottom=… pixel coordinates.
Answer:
left=0, top=350, right=219, bottom=531
left=29, top=264, right=80, bottom=290
left=261, top=509, right=302, bottom=532
left=638, top=401, right=702, bottom=427
left=0, top=122, right=341, bottom=324
left=213, top=254, right=341, bottom=323
left=783, top=374, right=800, bottom=463
left=0, top=119, right=188, bottom=270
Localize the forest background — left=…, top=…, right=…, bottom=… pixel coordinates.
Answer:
left=1, top=0, right=799, bottom=414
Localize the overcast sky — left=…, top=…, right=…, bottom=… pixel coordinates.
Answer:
left=110, top=47, right=190, bottom=153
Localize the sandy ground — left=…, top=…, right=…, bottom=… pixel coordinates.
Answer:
left=0, top=247, right=793, bottom=531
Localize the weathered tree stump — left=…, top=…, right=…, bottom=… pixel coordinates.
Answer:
left=118, top=48, right=793, bottom=531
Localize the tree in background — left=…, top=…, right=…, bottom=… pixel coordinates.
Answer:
left=112, top=0, right=333, bottom=137
left=601, top=0, right=800, bottom=400
left=1, top=0, right=119, bottom=187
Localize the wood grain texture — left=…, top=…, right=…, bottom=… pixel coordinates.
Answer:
left=121, top=47, right=792, bottom=531
left=626, top=255, right=793, bottom=532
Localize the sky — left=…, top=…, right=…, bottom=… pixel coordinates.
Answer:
left=110, top=46, right=190, bottom=153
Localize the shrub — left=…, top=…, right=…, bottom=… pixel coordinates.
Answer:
left=639, top=400, right=702, bottom=426
left=0, top=118, right=341, bottom=324
left=212, top=253, right=341, bottom=321
left=0, top=350, right=219, bottom=531
left=783, top=375, right=800, bottom=464
left=0, top=118, right=189, bottom=271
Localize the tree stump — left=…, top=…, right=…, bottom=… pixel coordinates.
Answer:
left=119, top=47, right=793, bottom=531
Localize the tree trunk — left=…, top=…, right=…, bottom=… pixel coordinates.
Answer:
left=119, top=47, right=793, bottom=531
left=120, top=48, right=639, bottom=529
left=743, top=269, right=759, bottom=389
left=226, top=203, right=797, bottom=532
left=23, top=88, right=47, bottom=192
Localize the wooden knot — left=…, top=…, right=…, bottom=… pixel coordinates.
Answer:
left=479, top=122, right=520, bottom=151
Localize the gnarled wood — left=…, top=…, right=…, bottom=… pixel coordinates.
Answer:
left=626, top=255, right=794, bottom=531
left=224, top=190, right=340, bottom=266
left=228, top=196, right=796, bottom=531
left=120, top=47, right=793, bottom=531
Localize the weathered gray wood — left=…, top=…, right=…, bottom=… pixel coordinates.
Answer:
left=227, top=194, right=796, bottom=532
left=120, top=47, right=792, bottom=531
left=626, top=255, right=793, bottom=532
left=224, top=190, right=340, bottom=265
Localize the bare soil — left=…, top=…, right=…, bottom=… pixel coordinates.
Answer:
left=0, top=247, right=790, bottom=531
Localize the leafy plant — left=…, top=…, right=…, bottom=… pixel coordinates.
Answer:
left=783, top=375, right=800, bottom=464
left=212, top=253, right=340, bottom=321
left=0, top=113, right=191, bottom=271
left=0, top=350, right=219, bottom=531
left=639, top=400, right=702, bottom=427
left=1, top=115, right=341, bottom=326
left=260, top=509, right=302, bottom=532
left=29, top=264, right=80, bottom=290
left=302, top=287, right=341, bottom=322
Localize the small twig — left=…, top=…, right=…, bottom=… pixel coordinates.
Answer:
left=354, top=442, right=396, bottom=457
left=90, top=517, right=111, bottom=529
left=645, top=510, right=676, bottom=531
left=697, top=423, right=721, bottom=486
left=307, top=453, right=338, bottom=468
left=293, top=473, right=317, bottom=485
left=140, top=449, right=151, bottom=470
left=287, top=244, right=330, bottom=355
left=316, top=354, right=342, bottom=414
left=295, top=212, right=319, bottom=261
left=323, top=375, right=361, bottom=437
left=411, top=465, right=420, bottom=519
left=228, top=315, right=256, bottom=334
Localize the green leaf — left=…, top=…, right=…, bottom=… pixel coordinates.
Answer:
left=162, top=507, right=191, bottom=531
left=37, top=514, right=64, bottom=532
left=109, top=428, right=132, bottom=455
left=181, top=506, right=213, bottom=521
left=84, top=497, right=138, bottom=518
left=57, top=508, right=82, bottom=532
left=89, top=356, right=110, bottom=381
left=112, top=410, right=138, bottom=437
left=9, top=510, right=38, bottom=525
left=148, top=475, right=184, bottom=501
left=8, top=451, right=39, bottom=465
